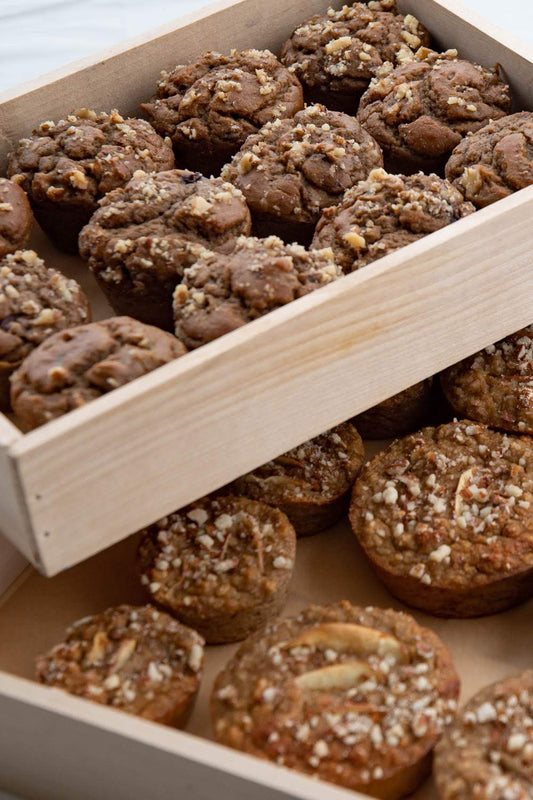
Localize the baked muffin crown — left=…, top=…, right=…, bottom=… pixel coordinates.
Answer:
left=0, top=178, right=32, bottom=257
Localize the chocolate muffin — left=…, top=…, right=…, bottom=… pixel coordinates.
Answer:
left=0, top=178, right=32, bottom=256
left=10, top=316, right=186, bottom=430
left=353, top=379, right=434, bottom=439
left=0, top=250, right=89, bottom=410
left=446, top=111, right=533, bottom=207
left=141, top=49, right=304, bottom=176
left=173, top=235, right=342, bottom=349
left=357, top=49, right=512, bottom=174
left=212, top=601, right=459, bottom=800
left=36, top=604, right=204, bottom=727
left=7, top=109, right=175, bottom=252
left=434, top=671, right=533, bottom=800
left=280, top=2, right=430, bottom=113
left=441, top=326, right=533, bottom=435
left=312, top=168, right=474, bottom=273
left=137, top=495, right=296, bottom=644
left=349, top=420, right=533, bottom=617
left=79, top=169, right=251, bottom=330
left=221, top=104, right=383, bottom=244
left=228, top=423, right=365, bottom=537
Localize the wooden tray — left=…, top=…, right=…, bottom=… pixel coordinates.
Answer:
left=0, top=0, right=531, bottom=577
left=0, top=0, right=531, bottom=797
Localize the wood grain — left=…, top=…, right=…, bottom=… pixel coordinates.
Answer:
left=0, top=416, right=37, bottom=565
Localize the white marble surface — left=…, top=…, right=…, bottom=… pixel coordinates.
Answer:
left=0, top=0, right=531, bottom=798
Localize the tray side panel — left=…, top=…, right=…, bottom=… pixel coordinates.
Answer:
left=0, top=674, right=360, bottom=800
left=0, top=417, right=37, bottom=565
left=11, top=189, right=533, bottom=575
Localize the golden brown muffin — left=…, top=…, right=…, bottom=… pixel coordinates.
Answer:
left=212, top=601, right=459, bottom=800
left=352, top=379, right=434, bottom=439
left=37, top=604, right=204, bottom=728
left=350, top=420, right=533, bottom=617
left=7, top=109, right=175, bottom=253
left=0, top=178, right=32, bottom=256
left=137, top=495, right=296, bottom=644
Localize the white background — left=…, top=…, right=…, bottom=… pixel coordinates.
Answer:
left=0, top=0, right=531, bottom=798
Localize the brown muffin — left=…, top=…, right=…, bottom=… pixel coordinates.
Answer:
left=221, top=104, right=383, bottom=244
left=441, top=326, right=533, bottom=435
left=79, top=169, right=251, bottom=330
left=141, top=49, right=304, bottom=176
left=312, top=168, right=474, bottom=273
left=10, top=316, right=186, bottom=430
left=212, top=601, right=459, bottom=800
left=137, top=495, right=296, bottom=644
left=357, top=50, right=512, bottom=174
left=434, top=671, right=533, bottom=800
left=353, top=379, right=434, bottom=439
left=7, top=109, right=175, bottom=253
left=173, top=235, right=341, bottom=349
left=349, top=420, right=533, bottom=617
left=280, top=2, right=430, bottom=114
left=36, top=604, right=204, bottom=727
left=446, top=111, right=533, bottom=208
left=0, top=250, right=89, bottom=410
left=0, top=178, right=32, bottom=256
left=228, top=423, right=365, bottom=537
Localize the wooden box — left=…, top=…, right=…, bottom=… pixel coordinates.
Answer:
left=0, top=0, right=531, bottom=798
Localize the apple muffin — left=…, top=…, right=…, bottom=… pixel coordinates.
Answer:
left=357, top=49, right=511, bottom=174
left=0, top=178, right=32, bottom=257
left=7, top=109, right=175, bottom=252
left=280, top=2, right=430, bottom=113
left=137, top=495, right=296, bottom=644
left=446, top=111, right=533, bottom=207
left=221, top=104, right=383, bottom=244
left=350, top=420, right=533, bottom=617
left=79, top=169, right=251, bottom=330
left=10, top=316, right=186, bottom=430
left=142, top=49, right=304, bottom=176
left=228, top=422, right=365, bottom=536
left=312, top=168, right=474, bottom=273
left=441, top=326, right=533, bottom=435
left=37, top=604, right=204, bottom=728
left=0, top=250, right=89, bottom=410
left=352, top=379, right=434, bottom=439
left=212, top=601, right=459, bottom=800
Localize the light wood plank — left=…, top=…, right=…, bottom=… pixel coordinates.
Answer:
left=10, top=188, right=533, bottom=576
left=0, top=417, right=37, bottom=565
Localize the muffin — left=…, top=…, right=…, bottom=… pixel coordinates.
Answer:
left=434, top=671, right=533, bottom=800
left=357, top=49, right=512, bottom=174
left=280, top=2, right=430, bottom=113
left=10, top=316, right=186, bottom=430
left=353, top=379, right=434, bottom=439
left=446, top=111, right=533, bottom=207
left=141, top=49, right=304, bottom=176
left=79, top=169, right=251, bottom=330
left=173, top=235, right=341, bottom=349
left=312, top=168, right=474, bottom=273
left=212, top=601, right=459, bottom=800
left=221, top=104, right=383, bottom=244
left=441, top=326, right=533, bottom=435
left=228, top=422, right=365, bottom=536
left=349, top=420, right=533, bottom=617
left=137, top=495, right=296, bottom=644
left=36, top=604, right=204, bottom=727
left=7, top=109, right=175, bottom=252
left=0, top=250, right=89, bottom=410
left=0, top=178, right=32, bottom=256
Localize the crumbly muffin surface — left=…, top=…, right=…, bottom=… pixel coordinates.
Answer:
left=173, top=235, right=341, bottom=348
left=212, top=601, right=459, bottom=792
left=221, top=105, right=383, bottom=224
left=445, top=111, right=533, bottom=207
left=350, top=421, right=533, bottom=590
left=435, top=671, right=533, bottom=800
left=0, top=178, right=32, bottom=257
left=0, top=250, right=89, bottom=367
left=312, top=168, right=474, bottom=273
left=36, top=604, right=204, bottom=721
left=357, top=50, right=511, bottom=170
left=441, top=326, right=533, bottom=435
